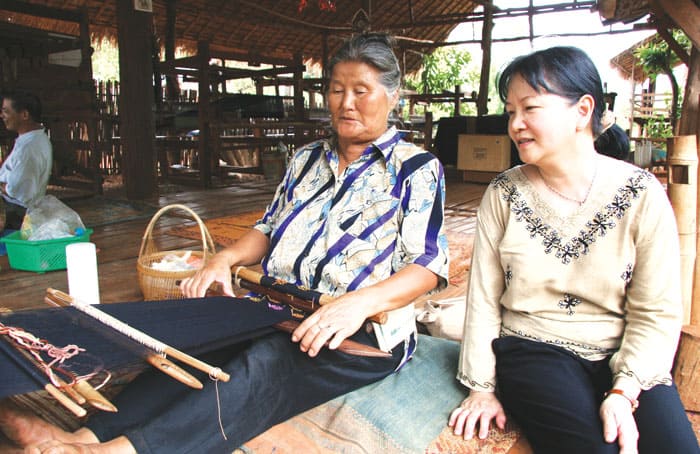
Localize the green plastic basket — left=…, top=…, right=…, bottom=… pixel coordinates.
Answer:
left=0, top=229, right=93, bottom=273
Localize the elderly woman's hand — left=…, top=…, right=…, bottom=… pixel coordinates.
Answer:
left=179, top=253, right=235, bottom=298
left=449, top=391, right=506, bottom=440
left=291, top=290, right=374, bottom=357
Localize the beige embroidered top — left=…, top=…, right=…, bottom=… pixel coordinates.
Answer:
left=458, top=157, right=683, bottom=392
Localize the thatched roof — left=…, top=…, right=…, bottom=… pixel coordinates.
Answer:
left=609, top=33, right=660, bottom=83
left=597, top=0, right=650, bottom=24
left=0, top=0, right=485, bottom=73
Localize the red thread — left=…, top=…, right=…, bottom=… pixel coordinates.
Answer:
left=0, top=321, right=100, bottom=388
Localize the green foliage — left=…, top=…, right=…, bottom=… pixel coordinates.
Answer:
left=634, top=30, right=690, bottom=83
left=645, top=115, right=674, bottom=142
left=405, top=47, right=479, bottom=118
left=634, top=29, right=690, bottom=133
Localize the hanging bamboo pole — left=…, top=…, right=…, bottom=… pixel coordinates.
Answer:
left=667, top=135, right=698, bottom=324
left=668, top=135, right=699, bottom=412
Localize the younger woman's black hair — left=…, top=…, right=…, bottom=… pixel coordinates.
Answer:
left=497, top=46, right=605, bottom=137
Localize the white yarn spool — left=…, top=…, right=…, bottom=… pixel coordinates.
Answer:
left=66, top=242, right=101, bottom=305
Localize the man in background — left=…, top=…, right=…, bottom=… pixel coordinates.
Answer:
left=0, top=91, right=52, bottom=229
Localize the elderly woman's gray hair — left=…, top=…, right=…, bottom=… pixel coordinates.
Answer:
left=327, top=33, right=402, bottom=98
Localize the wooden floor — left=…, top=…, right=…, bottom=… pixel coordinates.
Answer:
left=0, top=172, right=485, bottom=311
left=1, top=171, right=698, bottom=445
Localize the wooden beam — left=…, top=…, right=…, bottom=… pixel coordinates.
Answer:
left=401, top=28, right=646, bottom=50
left=650, top=0, right=700, bottom=51
left=381, top=1, right=597, bottom=30
left=648, top=1, right=691, bottom=65
left=210, top=64, right=306, bottom=81
left=208, top=49, right=298, bottom=68
left=653, top=21, right=690, bottom=66
left=116, top=0, right=157, bottom=200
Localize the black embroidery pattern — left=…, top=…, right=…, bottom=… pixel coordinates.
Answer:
left=492, top=170, right=652, bottom=264
left=558, top=293, right=581, bottom=315
left=621, top=263, right=633, bottom=286
left=456, top=373, right=496, bottom=391
left=501, top=326, right=615, bottom=358
left=505, top=264, right=513, bottom=287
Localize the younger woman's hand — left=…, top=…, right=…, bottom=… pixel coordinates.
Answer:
left=448, top=391, right=506, bottom=440
left=600, top=393, right=639, bottom=454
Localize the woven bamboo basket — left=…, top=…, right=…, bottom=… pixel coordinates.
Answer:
left=137, top=204, right=215, bottom=300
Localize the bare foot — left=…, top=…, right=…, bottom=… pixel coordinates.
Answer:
left=24, top=440, right=92, bottom=454
left=25, top=436, right=136, bottom=454
left=0, top=400, right=96, bottom=448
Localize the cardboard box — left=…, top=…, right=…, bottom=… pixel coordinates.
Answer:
left=457, top=134, right=512, bottom=172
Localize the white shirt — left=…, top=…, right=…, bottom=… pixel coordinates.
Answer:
left=0, top=128, right=52, bottom=207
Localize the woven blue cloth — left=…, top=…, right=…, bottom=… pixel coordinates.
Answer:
left=0, top=296, right=294, bottom=398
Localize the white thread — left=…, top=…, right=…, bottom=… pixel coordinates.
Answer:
left=214, top=378, right=228, bottom=440
left=69, top=298, right=167, bottom=354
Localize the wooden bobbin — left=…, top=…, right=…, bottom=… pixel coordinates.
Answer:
left=667, top=135, right=698, bottom=325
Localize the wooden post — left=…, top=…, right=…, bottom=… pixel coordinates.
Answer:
left=667, top=135, right=698, bottom=324
left=321, top=33, right=329, bottom=95
left=454, top=84, right=461, bottom=116
left=673, top=47, right=700, bottom=417
left=293, top=53, right=305, bottom=150
left=673, top=325, right=700, bottom=412
left=197, top=41, right=212, bottom=188
left=79, top=8, right=102, bottom=194
left=424, top=111, right=433, bottom=155
left=678, top=48, right=700, bottom=326
left=164, top=0, right=180, bottom=101
left=116, top=0, right=157, bottom=200
left=477, top=0, right=493, bottom=116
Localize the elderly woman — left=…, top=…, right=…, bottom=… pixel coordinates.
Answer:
left=2, top=33, right=448, bottom=454
left=448, top=46, right=699, bottom=454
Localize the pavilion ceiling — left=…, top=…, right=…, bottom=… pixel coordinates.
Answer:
left=2, top=1, right=691, bottom=79
left=0, top=0, right=487, bottom=73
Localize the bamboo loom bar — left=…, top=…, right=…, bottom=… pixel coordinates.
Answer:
left=45, top=289, right=230, bottom=383
left=274, top=320, right=391, bottom=358
left=44, top=292, right=204, bottom=390
left=234, top=266, right=389, bottom=324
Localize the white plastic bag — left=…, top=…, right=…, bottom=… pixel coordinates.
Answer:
left=20, top=195, right=85, bottom=241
